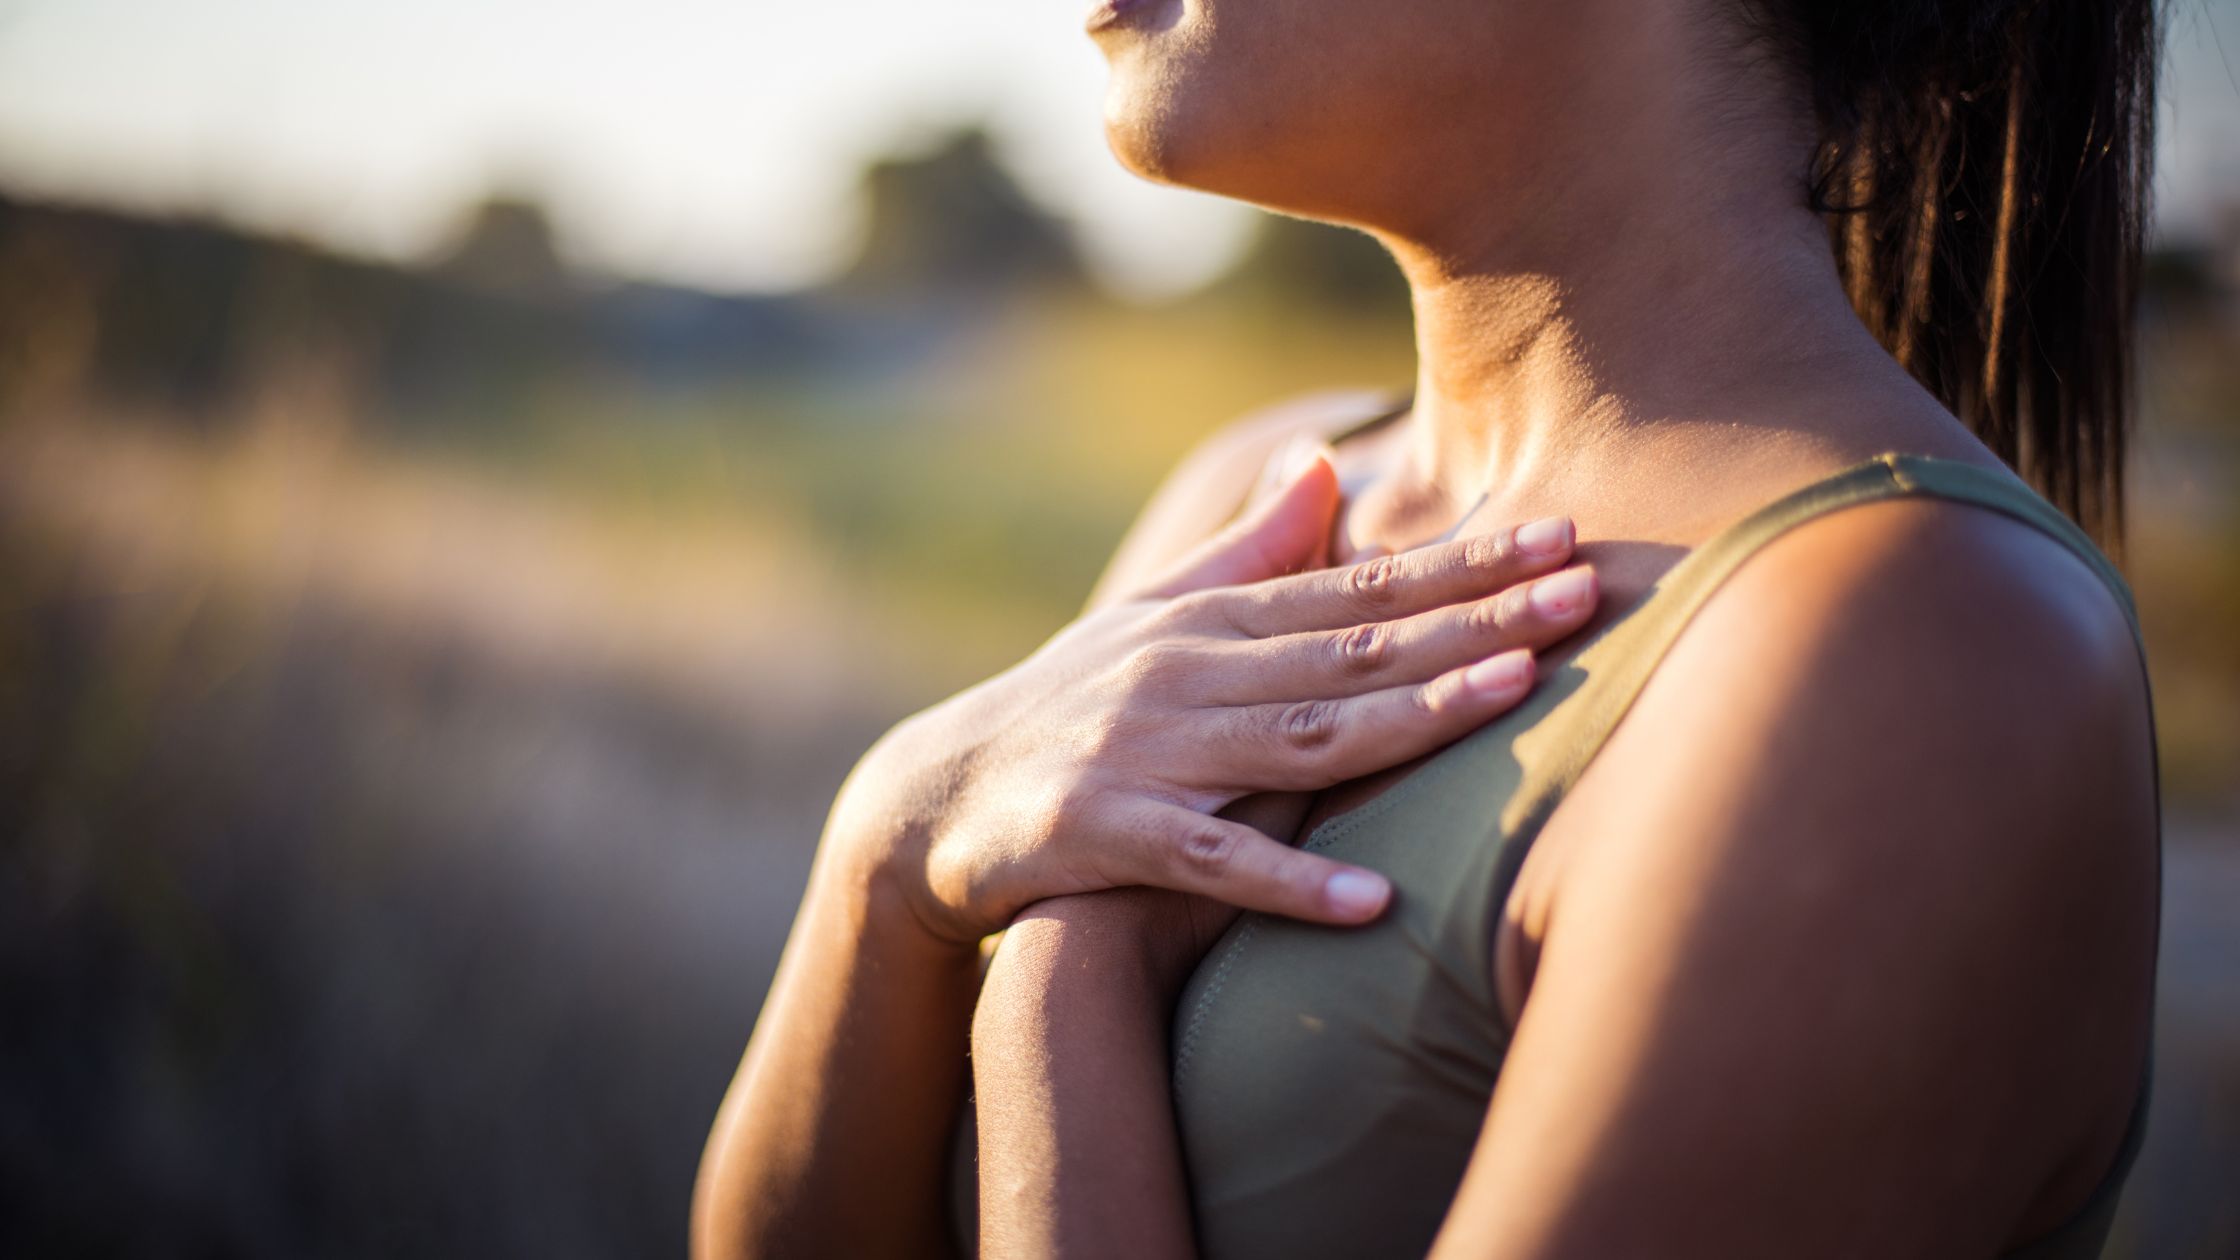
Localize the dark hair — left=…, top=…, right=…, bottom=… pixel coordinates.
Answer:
left=1743, top=0, right=2160, bottom=548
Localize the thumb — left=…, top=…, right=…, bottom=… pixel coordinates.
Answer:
left=1142, top=441, right=1341, bottom=598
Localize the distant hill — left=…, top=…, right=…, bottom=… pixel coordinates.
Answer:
left=0, top=190, right=857, bottom=420
left=0, top=128, right=1107, bottom=428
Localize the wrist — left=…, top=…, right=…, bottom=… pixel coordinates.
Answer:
left=979, top=898, right=1173, bottom=1017
left=818, top=719, right=968, bottom=941
left=803, top=813, right=981, bottom=970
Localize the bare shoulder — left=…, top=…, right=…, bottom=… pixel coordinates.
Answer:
left=1550, top=487, right=2159, bottom=906
left=1668, top=487, right=2152, bottom=771
left=1599, top=487, right=2162, bottom=1051
left=1626, top=491, right=2159, bottom=985
left=1085, top=388, right=1396, bottom=609
left=1655, top=490, right=2155, bottom=844
left=1481, top=491, right=2158, bottom=1255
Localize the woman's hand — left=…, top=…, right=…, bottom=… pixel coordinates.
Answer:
left=834, top=451, right=1598, bottom=947
left=697, top=445, right=1595, bottom=1260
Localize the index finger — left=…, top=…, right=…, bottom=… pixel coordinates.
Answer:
left=1200, top=516, right=1576, bottom=637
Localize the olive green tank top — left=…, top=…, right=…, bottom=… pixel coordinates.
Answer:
left=1170, top=403, right=2157, bottom=1259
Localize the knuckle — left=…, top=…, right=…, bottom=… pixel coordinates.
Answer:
left=1167, top=589, right=1248, bottom=639
left=1159, top=590, right=1214, bottom=628
left=1412, top=676, right=1454, bottom=717
left=1276, top=698, right=1343, bottom=753
left=1121, top=640, right=1188, bottom=690
left=1046, top=775, right=1101, bottom=833
left=1461, top=531, right=1508, bottom=573
left=1328, top=622, right=1391, bottom=676
left=1463, top=592, right=1513, bottom=637
left=1505, top=585, right=1536, bottom=626
left=1343, top=554, right=1403, bottom=613
left=1171, top=819, right=1240, bottom=878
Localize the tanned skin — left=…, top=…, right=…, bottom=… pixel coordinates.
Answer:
left=698, top=0, right=2157, bottom=1255
left=693, top=442, right=1603, bottom=1257
left=970, top=0, right=2154, bottom=1256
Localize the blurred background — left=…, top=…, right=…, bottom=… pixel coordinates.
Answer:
left=0, top=1, right=2233, bottom=1255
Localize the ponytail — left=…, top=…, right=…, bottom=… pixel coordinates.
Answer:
left=1750, top=0, right=2160, bottom=548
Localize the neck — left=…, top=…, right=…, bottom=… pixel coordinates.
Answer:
left=1327, top=7, right=1957, bottom=534
left=1368, top=182, right=1902, bottom=520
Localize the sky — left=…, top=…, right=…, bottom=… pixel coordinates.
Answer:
left=0, top=0, right=2233, bottom=300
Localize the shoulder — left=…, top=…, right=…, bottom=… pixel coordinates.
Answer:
left=1679, top=484, right=2147, bottom=753
left=1481, top=487, right=2158, bottom=1253
left=1085, top=388, right=1396, bottom=609
left=1601, top=488, right=2160, bottom=999
left=1577, top=483, right=2159, bottom=1022
left=1562, top=480, right=2156, bottom=857
left=1652, top=487, right=2156, bottom=861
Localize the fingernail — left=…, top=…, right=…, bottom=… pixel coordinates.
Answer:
left=1325, top=869, right=1391, bottom=919
left=1276, top=437, right=1337, bottom=487
left=1515, top=516, right=1572, bottom=558
left=1528, top=567, right=1596, bottom=617
left=1464, top=649, right=1533, bottom=695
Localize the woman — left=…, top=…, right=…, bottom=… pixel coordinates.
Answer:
left=695, top=0, right=2161, bottom=1255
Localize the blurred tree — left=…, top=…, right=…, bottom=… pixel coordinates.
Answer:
left=436, top=196, right=570, bottom=299
left=838, top=127, right=1087, bottom=299
left=0, top=204, right=101, bottom=413
left=1202, top=211, right=1412, bottom=325
left=2143, top=245, right=2224, bottom=312
left=2215, top=197, right=2240, bottom=296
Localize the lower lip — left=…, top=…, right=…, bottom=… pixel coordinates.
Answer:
left=1085, top=0, right=1157, bottom=34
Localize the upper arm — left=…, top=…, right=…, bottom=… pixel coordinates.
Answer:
left=1432, top=498, right=2158, bottom=1259
left=1084, top=389, right=1393, bottom=612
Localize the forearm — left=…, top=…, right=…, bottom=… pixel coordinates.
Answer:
left=972, top=901, right=1199, bottom=1260
left=692, top=838, right=979, bottom=1260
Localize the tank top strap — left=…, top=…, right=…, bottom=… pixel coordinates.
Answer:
left=1497, top=451, right=2146, bottom=845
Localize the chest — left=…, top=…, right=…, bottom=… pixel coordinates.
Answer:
left=1171, top=635, right=1621, bottom=1257
left=1291, top=532, right=1683, bottom=842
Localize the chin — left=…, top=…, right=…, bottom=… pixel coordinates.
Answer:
left=1088, top=0, right=1459, bottom=227
left=1084, top=0, right=1575, bottom=232
left=1096, top=45, right=1343, bottom=216
left=1100, top=81, right=1199, bottom=189
left=1093, top=14, right=1225, bottom=190
left=1090, top=0, right=1328, bottom=203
